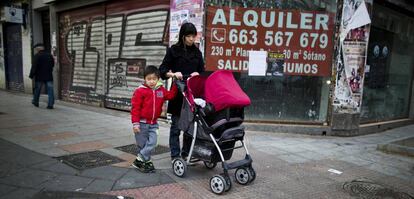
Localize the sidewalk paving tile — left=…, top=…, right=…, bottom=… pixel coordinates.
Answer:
left=32, top=132, right=79, bottom=142
left=83, top=179, right=115, bottom=193
left=112, top=170, right=174, bottom=190
left=11, top=124, right=50, bottom=133
left=106, top=183, right=194, bottom=199
left=32, top=161, right=80, bottom=175
left=111, top=161, right=134, bottom=168
left=39, top=174, right=94, bottom=191
left=0, top=161, right=26, bottom=178
left=99, top=148, right=126, bottom=157
left=0, top=188, right=40, bottom=199
left=101, top=136, right=135, bottom=147
left=0, top=184, right=18, bottom=195
left=117, top=152, right=136, bottom=162
left=338, top=155, right=374, bottom=166
left=0, top=169, right=57, bottom=188
left=367, top=163, right=401, bottom=177
left=277, top=154, right=310, bottom=164
left=59, top=141, right=112, bottom=153
left=34, top=147, right=70, bottom=157
left=80, top=166, right=129, bottom=181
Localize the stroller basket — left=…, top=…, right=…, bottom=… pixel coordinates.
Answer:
left=191, top=138, right=236, bottom=162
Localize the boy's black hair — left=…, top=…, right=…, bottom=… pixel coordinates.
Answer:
left=144, top=65, right=160, bottom=78
left=176, top=22, right=197, bottom=47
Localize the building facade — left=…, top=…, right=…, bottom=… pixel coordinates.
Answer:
left=0, top=0, right=32, bottom=93
left=1, top=0, right=413, bottom=135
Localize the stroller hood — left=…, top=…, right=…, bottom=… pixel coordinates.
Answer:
left=205, top=70, right=251, bottom=112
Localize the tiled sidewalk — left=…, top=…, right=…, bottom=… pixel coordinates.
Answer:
left=1, top=91, right=413, bottom=199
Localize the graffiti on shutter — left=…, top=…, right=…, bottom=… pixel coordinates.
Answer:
left=59, top=4, right=169, bottom=109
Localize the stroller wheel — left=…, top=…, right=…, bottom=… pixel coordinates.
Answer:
left=172, top=158, right=187, bottom=177
left=210, top=175, right=227, bottom=194
left=247, top=167, right=256, bottom=183
left=223, top=174, right=232, bottom=192
left=234, top=167, right=251, bottom=185
left=203, top=161, right=217, bottom=169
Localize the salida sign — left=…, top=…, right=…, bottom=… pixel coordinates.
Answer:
left=205, top=6, right=335, bottom=76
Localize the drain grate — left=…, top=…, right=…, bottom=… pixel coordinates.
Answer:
left=56, top=151, right=124, bottom=170
left=115, top=144, right=170, bottom=156
left=343, top=179, right=413, bottom=199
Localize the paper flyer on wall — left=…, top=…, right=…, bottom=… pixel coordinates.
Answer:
left=266, top=52, right=285, bottom=77
left=169, top=0, right=204, bottom=47
left=248, top=51, right=267, bottom=76
left=333, top=0, right=371, bottom=113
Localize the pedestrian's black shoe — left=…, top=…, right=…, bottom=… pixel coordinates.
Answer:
left=32, top=102, right=39, bottom=107
left=47, top=106, right=54, bottom=109
left=145, top=161, right=155, bottom=172
left=132, top=157, right=148, bottom=173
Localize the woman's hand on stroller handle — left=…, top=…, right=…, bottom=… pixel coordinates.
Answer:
left=190, top=72, right=199, bottom=77
left=168, top=71, right=183, bottom=80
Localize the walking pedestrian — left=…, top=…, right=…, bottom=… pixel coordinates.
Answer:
left=29, top=43, right=55, bottom=109
left=131, top=65, right=177, bottom=173
left=159, top=22, right=205, bottom=161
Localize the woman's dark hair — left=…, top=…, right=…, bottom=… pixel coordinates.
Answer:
left=177, top=22, right=197, bottom=47
left=144, top=65, right=160, bottom=78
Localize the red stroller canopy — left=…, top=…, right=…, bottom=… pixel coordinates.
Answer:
left=204, top=70, right=251, bottom=112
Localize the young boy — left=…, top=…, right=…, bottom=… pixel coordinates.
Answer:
left=131, top=65, right=177, bottom=172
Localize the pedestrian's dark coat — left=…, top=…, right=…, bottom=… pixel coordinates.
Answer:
left=29, top=50, right=54, bottom=81
left=159, top=44, right=205, bottom=115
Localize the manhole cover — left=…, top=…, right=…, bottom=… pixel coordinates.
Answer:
left=343, top=179, right=413, bottom=199
left=56, top=151, right=124, bottom=170
left=32, top=190, right=133, bottom=199
left=115, top=144, right=170, bottom=156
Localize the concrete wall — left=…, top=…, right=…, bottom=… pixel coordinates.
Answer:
left=21, top=26, right=33, bottom=93
left=32, top=0, right=48, bottom=9
left=410, top=80, right=414, bottom=119
left=0, top=25, right=5, bottom=89
left=31, top=10, right=44, bottom=46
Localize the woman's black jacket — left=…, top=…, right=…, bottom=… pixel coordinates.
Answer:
left=159, top=44, right=205, bottom=116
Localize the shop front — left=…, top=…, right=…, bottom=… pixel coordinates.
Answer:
left=360, top=1, right=414, bottom=123
left=203, top=0, right=338, bottom=124
left=50, top=0, right=414, bottom=134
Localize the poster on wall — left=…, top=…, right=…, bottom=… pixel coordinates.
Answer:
left=267, top=52, right=285, bottom=76
left=205, top=6, right=336, bottom=76
left=333, top=0, right=372, bottom=113
left=169, top=0, right=204, bottom=47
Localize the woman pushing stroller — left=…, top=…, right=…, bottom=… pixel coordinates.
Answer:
left=159, top=22, right=205, bottom=161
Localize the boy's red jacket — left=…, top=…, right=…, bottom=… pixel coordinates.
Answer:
left=131, top=83, right=177, bottom=125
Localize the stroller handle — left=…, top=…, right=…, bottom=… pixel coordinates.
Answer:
left=173, top=75, right=191, bottom=93
left=175, top=79, right=186, bottom=93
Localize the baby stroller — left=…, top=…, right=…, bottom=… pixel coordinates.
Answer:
left=172, top=70, right=256, bottom=194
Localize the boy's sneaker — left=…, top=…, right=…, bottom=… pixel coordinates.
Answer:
left=145, top=161, right=155, bottom=173
left=132, top=155, right=149, bottom=173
